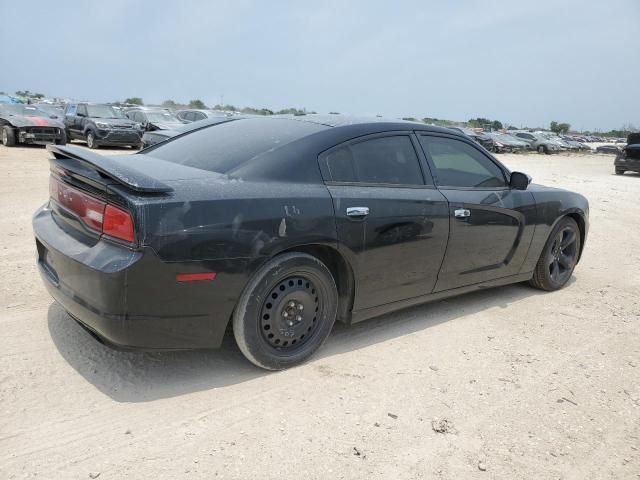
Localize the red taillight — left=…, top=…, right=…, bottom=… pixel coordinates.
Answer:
left=103, top=204, right=135, bottom=243
left=50, top=176, right=106, bottom=232
left=49, top=176, right=135, bottom=243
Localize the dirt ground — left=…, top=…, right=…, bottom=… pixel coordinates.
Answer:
left=1, top=144, right=639, bottom=480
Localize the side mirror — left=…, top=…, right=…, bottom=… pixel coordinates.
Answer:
left=510, top=171, right=531, bottom=190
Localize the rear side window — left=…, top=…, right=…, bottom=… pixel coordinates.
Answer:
left=146, top=118, right=327, bottom=173
left=324, top=136, right=425, bottom=186
left=419, top=135, right=506, bottom=188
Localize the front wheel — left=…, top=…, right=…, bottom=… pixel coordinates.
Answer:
left=2, top=126, right=16, bottom=147
left=615, top=167, right=625, bottom=175
left=56, top=129, right=67, bottom=146
left=529, top=217, right=581, bottom=291
left=233, top=252, right=338, bottom=370
left=537, top=145, right=547, bottom=154
left=86, top=131, right=98, bottom=149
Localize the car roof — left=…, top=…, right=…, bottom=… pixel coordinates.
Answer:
left=273, top=114, right=460, bottom=135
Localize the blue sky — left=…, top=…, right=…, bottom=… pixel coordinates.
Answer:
left=2, top=0, right=639, bottom=130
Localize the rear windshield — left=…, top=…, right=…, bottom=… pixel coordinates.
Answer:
left=145, top=118, right=327, bottom=173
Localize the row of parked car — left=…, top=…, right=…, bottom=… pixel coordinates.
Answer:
left=0, top=101, right=232, bottom=148
left=0, top=100, right=630, bottom=157
left=448, top=127, right=599, bottom=154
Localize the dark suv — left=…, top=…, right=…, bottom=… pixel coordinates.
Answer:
left=64, top=103, right=143, bottom=149
left=615, top=133, right=640, bottom=175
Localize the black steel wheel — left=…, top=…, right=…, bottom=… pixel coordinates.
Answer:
left=233, top=252, right=338, bottom=370
left=530, top=217, right=581, bottom=291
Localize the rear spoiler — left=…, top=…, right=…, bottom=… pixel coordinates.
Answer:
left=47, top=145, right=173, bottom=193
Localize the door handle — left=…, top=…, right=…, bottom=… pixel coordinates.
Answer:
left=346, top=207, right=370, bottom=217
left=454, top=208, right=471, bottom=218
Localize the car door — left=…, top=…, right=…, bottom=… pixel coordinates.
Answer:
left=76, top=104, right=89, bottom=134
left=319, top=132, right=450, bottom=311
left=64, top=104, right=78, bottom=138
left=417, top=134, right=536, bottom=292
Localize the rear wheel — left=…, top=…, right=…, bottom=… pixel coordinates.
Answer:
left=86, top=131, right=98, bottom=149
left=529, top=217, right=581, bottom=291
left=233, top=252, right=338, bottom=370
left=615, top=167, right=625, bottom=175
left=2, top=126, right=16, bottom=147
left=537, top=145, right=547, bottom=154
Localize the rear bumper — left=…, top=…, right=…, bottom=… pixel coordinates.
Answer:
left=33, top=204, right=244, bottom=350
left=615, top=156, right=640, bottom=172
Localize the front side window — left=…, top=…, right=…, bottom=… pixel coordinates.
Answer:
left=324, top=136, right=425, bottom=186
left=419, top=136, right=506, bottom=188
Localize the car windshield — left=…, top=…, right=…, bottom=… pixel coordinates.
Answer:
left=0, top=104, right=50, bottom=117
left=34, top=105, right=63, bottom=116
left=146, top=117, right=328, bottom=173
left=86, top=105, right=124, bottom=119
left=496, top=134, right=519, bottom=142
left=146, top=112, right=181, bottom=123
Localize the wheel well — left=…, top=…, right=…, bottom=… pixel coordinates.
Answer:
left=279, top=244, right=355, bottom=324
left=565, top=213, right=586, bottom=261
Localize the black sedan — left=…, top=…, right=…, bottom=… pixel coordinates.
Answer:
left=33, top=116, right=589, bottom=370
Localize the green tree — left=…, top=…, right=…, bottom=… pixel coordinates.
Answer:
left=189, top=99, right=207, bottom=109
left=124, top=97, right=144, bottom=105
left=161, top=99, right=177, bottom=108
left=328, top=111, right=340, bottom=115
left=276, top=107, right=306, bottom=115
left=550, top=121, right=571, bottom=134
left=491, top=120, right=503, bottom=130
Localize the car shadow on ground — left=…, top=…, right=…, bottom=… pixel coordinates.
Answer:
left=48, top=281, right=546, bottom=403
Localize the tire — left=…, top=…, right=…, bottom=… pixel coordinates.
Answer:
left=537, top=145, right=547, bottom=155
left=2, top=126, right=16, bottom=147
left=56, top=129, right=67, bottom=146
left=615, top=168, right=625, bottom=175
left=529, top=217, right=581, bottom=291
left=233, top=252, right=338, bottom=370
left=86, top=131, right=98, bottom=149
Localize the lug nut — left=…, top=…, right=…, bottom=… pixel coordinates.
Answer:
left=283, top=312, right=288, bottom=318
left=298, top=304, right=304, bottom=311
left=296, top=315, right=302, bottom=322
left=288, top=301, right=295, bottom=308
